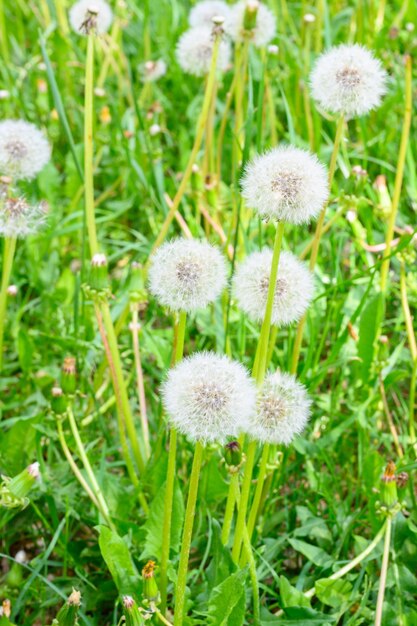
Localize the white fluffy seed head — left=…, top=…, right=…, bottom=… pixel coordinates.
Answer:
left=148, top=238, right=227, bottom=312
left=140, top=59, right=167, bottom=82
left=226, top=1, right=276, bottom=47
left=310, top=44, right=388, bottom=118
left=0, top=120, right=51, bottom=181
left=69, top=0, right=113, bottom=35
left=162, top=352, right=256, bottom=443
left=241, top=146, right=329, bottom=224
left=176, top=27, right=231, bottom=76
left=0, top=197, right=48, bottom=238
left=189, top=0, right=231, bottom=28
left=248, top=371, right=311, bottom=445
left=233, top=249, right=314, bottom=326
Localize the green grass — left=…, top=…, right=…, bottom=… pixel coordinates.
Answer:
left=0, top=0, right=417, bottom=625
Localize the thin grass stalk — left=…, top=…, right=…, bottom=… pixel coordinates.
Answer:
left=174, top=441, right=204, bottom=626
left=149, top=33, right=222, bottom=255
left=84, top=32, right=99, bottom=256
left=160, top=310, right=187, bottom=614
left=130, top=307, right=151, bottom=459
left=0, top=236, right=17, bottom=371
left=66, top=404, right=114, bottom=529
left=54, top=0, right=69, bottom=36
left=0, top=0, right=10, bottom=63
left=380, top=55, right=412, bottom=293
left=245, top=443, right=270, bottom=544
left=221, top=472, right=239, bottom=545
left=374, top=517, right=392, bottom=626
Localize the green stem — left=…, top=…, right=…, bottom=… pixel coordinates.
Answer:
left=0, top=0, right=10, bottom=63
left=174, top=441, right=204, bottom=626
left=291, top=114, right=344, bottom=374
left=374, top=517, right=392, bottom=626
left=56, top=419, right=101, bottom=513
left=67, top=404, right=114, bottom=529
left=231, top=478, right=260, bottom=625
left=160, top=310, right=187, bottom=615
left=0, top=236, right=17, bottom=371
left=149, top=33, right=222, bottom=255
left=100, top=301, right=146, bottom=475
left=54, top=0, right=69, bottom=36
left=84, top=32, right=99, bottom=256
left=131, top=307, right=151, bottom=459
left=380, top=55, right=412, bottom=294
left=245, top=443, right=270, bottom=545
left=231, top=440, right=257, bottom=563
left=221, top=472, right=239, bottom=545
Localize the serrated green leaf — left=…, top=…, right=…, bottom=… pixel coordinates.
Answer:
left=288, top=538, right=333, bottom=568
left=262, top=606, right=336, bottom=624
left=279, top=576, right=311, bottom=608
left=97, top=526, right=140, bottom=597
left=206, top=519, right=235, bottom=591
left=315, top=578, right=352, bottom=608
left=207, top=568, right=247, bottom=626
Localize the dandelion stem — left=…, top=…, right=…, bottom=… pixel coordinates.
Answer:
left=56, top=419, right=102, bottom=514
left=231, top=477, right=260, bottom=625
left=150, top=33, right=222, bottom=255
left=0, top=236, right=16, bottom=372
left=380, top=55, right=412, bottom=294
left=374, top=517, right=392, bottom=626
left=245, top=443, right=270, bottom=545
left=100, top=301, right=146, bottom=475
left=130, top=306, right=151, bottom=459
left=291, top=114, right=344, bottom=374
left=174, top=441, right=204, bottom=626
left=231, top=439, right=257, bottom=563
left=160, top=310, right=187, bottom=615
left=221, top=472, right=239, bottom=546
left=66, top=404, right=114, bottom=529
left=84, top=32, right=99, bottom=256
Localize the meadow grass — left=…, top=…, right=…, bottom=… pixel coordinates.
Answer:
left=0, top=1, right=416, bottom=625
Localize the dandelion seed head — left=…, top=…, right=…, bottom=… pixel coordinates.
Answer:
left=162, top=352, right=256, bottom=443
left=189, top=0, right=231, bottom=28
left=241, top=146, right=329, bottom=224
left=0, top=197, right=48, bottom=238
left=148, top=238, right=227, bottom=312
left=310, top=44, right=388, bottom=118
left=227, top=1, right=276, bottom=47
left=233, top=249, right=314, bottom=326
left=0, top=120, right=51, bottom=181
left=69, top=0, right=113, bottom=35
left=248, top=371, right=311, bottom=445
left=176, top=27, right=231, bottom=76
left=140, top=59, right=167, bottom=82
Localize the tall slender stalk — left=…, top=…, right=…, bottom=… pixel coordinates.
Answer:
left=130, top=307, right=151, bottom=459
left=291, top=114, right=344, bottom=374
left=0, top=236, right=17, bottom=371
left=380, top=55, right=412, bottom=293
left=160, top=310, right=187, bottom=614
left=221, top=472, right=239, bottom=545
left=174, top=441, right=204, bottom=626
left=84, top=31, right=99, bottom=257
left=374, top=517, right=392, bottom=626
left=150, top=32, right=222, bottom=255
left=245, top=443, right=270, bottom=543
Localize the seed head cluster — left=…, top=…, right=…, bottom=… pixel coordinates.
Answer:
left=69, top=0, right=113, bottom=35
left=248, top=371, right=311, bottom=445
left=0, top=120, right=51, bottom=181
left=176, top=27, right=231, bottom=76
left=0, top=196, right=48, bottom=238
left=233, top=249, right=314, bottom=327
left=310, top=44, right=387, bottom=118
left=241, top=146, right=329, bottom=224
left=148, top=239, right=227, bottom=312
left=162, top=352, right=256, bottom=443
left=227, top=1, right=276, bottom=47
left=189, top=0, right=232, bottom=28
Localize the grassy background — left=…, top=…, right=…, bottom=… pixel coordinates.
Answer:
left=0, top=0, right=417, bottom=624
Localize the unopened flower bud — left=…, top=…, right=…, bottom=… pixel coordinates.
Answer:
left=303, top=13, right=316, bottom=23
left=122, top=595, right=144, bottom=626
left=51, top=386, right=67, bottom=415
left=142, top=560, right=160, bottom=604
left=381, top=460, right=398, bottom=509
left=54, top=589, right=81, bottom=625
left=89, top=253, right=108, bottom=292
left=7, top=285, right=18, bottom=297
left=7, top=462, right=40, bottom=499
left=268, top=44, right=279, bottom=56
left=1, top=599, right=11, bottom=618
left=224, top=441, right=242, bottom=467
left=61, top=357, right=77, bottom=395
left=129, top=262, right=147, bottom=304
left=149, top=123, right=161, bottom=136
